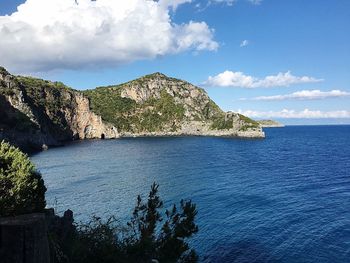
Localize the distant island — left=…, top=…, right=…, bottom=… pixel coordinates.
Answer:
left=257, top=120, right=285, bottom=128
left=0, top=66, right=264, bottom=152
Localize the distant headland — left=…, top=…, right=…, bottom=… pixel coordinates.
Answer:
left=257, top=120, right=285, bottom=128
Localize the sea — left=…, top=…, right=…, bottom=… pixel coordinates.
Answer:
left=31, top=125, right=350, bottom=262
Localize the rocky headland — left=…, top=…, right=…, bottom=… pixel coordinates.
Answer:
left=0, top=67, right=264, bottom=152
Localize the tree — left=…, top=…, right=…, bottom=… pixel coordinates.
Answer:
left=126, top=183, right=199, bottom=262
left=68, top=183, right=199, bottom=263
left=0, top=140, right=46, bottom=216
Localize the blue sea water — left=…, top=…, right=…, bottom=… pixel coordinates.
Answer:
left=31, top=126, right=350, bottom=262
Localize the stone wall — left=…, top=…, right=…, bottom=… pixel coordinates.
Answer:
left=0, top=213, right=50, bottom=263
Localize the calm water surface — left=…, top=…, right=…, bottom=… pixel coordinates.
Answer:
left=31, top=126, right=350, bottom=262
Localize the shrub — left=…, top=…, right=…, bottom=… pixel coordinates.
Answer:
left=0, top=141, right=46, bottom=216
left=65, top=183, right=198, bottom=263
left=210, top=115, right=234, bottom=130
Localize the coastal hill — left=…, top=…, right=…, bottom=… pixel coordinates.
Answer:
left=0, top=66, right=264, bottom=151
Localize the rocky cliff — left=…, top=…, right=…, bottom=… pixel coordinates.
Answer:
left=0, top=67, right=118, bottom=151
left=0, top=67, right=264, bottom=152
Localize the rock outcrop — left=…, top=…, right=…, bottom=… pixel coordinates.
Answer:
left=0, top=67, right=264, bottom=152
left=0, top=67, right=118, bottom=151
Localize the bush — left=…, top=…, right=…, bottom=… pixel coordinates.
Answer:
left=63, top=183, right=198, bottom=263
left=0, top=141, right=46, bottom=216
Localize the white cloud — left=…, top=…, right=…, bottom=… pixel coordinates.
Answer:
left=161, top=0, right=192, bottom=10
left=237, top=109, right=350, bottom=119
left=241, top=89, right=350, bottom=101
left=0, top=0, right=218, bottom=72
left=204, top=70, right=323, bottom=88
left=240, top=40, right=249, bottom=47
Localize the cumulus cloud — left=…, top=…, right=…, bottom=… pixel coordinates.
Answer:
left=237, top=109, right=350, bottom=119
left=240, top=89, right=350, bottom=101
left=204, top=70, right=323, bottom=88
left=160, top=0, right=192, bottom=10
left=0, top=0, right=218, bottom=72
left=240, top=40, right=249, bottom=47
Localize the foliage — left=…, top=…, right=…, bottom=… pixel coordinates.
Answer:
left=15, top=76, right=76, bottom=130
left=238, top=114, right=259, bottom=131
left=62, top=183, right=198, bottom=263
left=67, top=216, right=126, bottom=263
left=202, top=101, right=222, bottom=120
left=0, top=141, right=46, bottom=216
left=83, top=87, right=137, bottom=131
left=84, top=88, right=185, bottom=133
left=210, top=114, right=234, bottom=130
left=238, top=114, right=259, bottom=127
left=139, top=90, right=185, bottom=132
left=17, top=76, right=74, bottom=112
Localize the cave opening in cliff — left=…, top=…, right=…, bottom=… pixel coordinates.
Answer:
left=101, top=134, right=105, bottom=139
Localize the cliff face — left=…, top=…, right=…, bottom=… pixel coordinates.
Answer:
left=0, top=67, right=118, bottom=151
left=0, top=67, right=264, bottom=152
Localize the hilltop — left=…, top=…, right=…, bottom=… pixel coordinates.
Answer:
left=0, top=67, right=264, bottom=151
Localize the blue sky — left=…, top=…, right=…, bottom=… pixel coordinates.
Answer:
left=0, top=0, right=349, bottom=124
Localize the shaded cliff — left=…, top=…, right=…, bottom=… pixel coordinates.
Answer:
left=0, top=67, right=118, bottom=151
left=0, top=67, right=264, bottom=151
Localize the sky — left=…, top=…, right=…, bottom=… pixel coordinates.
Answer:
left=0, top=0, right=349, bottom=125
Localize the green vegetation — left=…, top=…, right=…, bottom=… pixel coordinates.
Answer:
left=16, top=76, right=76, bottom=130
left=17, top=76, right=73, bottom=92
left=210, top=114, right=234, bottom=130
left=202, top=101, right=222, bottom=120
left=0, top=66, right=9, bottom=75
left=0, top=141, right=46, bottom=216
left=238, top=114, right=259, bottom=131
left=60, top=183, right=198, bottom=263
left=139, top=90, right=185, bottom=132
left=84, top=88, right=185, bottom=133
left=83, top=87, right=137, bottom=131
left=16, top=77, right=74, bottom=111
